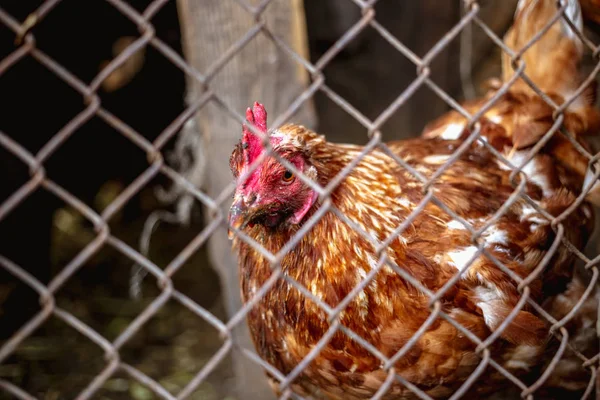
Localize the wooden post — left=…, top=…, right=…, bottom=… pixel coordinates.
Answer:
left=175, top=1, right=316, bottom=398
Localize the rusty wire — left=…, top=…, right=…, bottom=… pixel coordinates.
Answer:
left=1, top=0, right=600, bottom=399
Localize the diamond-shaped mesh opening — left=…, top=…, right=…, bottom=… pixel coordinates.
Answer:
left=115, top=298, right=233, bottom=398
left=41, top=116, right=150, bottom=212
left=304, top=0, right=364, bottom=58
left=152, top=223, right=220, bottom=306
left=49, top=199, right=103, bottom=272
left=100, top=44, right=186, bottom=142
left=51, top=243, right=162, bottom=341
left=0, top=56, right=85, bottom=154
left=311, top=87, right=371, bottom=144
left=316, top=27, right=423, bottom=140
left=31, top=0, right=145, bottom=83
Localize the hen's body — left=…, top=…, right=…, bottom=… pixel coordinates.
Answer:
left=229, top=0, right=600, bottom=398
left=235, top=127, right=594, bottom=399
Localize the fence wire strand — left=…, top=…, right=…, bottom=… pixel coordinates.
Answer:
left=1, top=0, right=600, bottom=399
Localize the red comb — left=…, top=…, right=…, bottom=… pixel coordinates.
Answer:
left=242, top=102, right=268, bottom=165
left=245, top=101, right=267, bottom=132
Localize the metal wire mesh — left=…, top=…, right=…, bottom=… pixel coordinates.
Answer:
left=1, top=0, right=600, bottom=399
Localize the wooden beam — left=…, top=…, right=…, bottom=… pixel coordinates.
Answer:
left=175, top=1, right=316, bottom=398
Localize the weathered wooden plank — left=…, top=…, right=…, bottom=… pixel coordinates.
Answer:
left=175, top=1, right=316, bottom=398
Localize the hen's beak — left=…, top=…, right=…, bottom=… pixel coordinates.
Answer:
left=228, top=196, right=248, bottom=240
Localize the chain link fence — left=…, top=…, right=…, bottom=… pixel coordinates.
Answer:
left=1, top=0, right=600, bottom=399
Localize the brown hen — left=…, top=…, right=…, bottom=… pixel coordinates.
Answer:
left=228, top=0, right=600, bottom=398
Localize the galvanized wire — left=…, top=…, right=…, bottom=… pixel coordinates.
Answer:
left=0, top=0, right=600, bottom=399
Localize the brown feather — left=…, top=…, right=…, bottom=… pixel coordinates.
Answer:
left=229, top=0, right=600, bottom=398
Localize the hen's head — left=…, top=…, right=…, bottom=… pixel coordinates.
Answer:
left=228, top=102, right=318, bottom=237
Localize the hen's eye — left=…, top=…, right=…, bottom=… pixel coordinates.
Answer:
left=282, top=170, right=294, bottom=183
